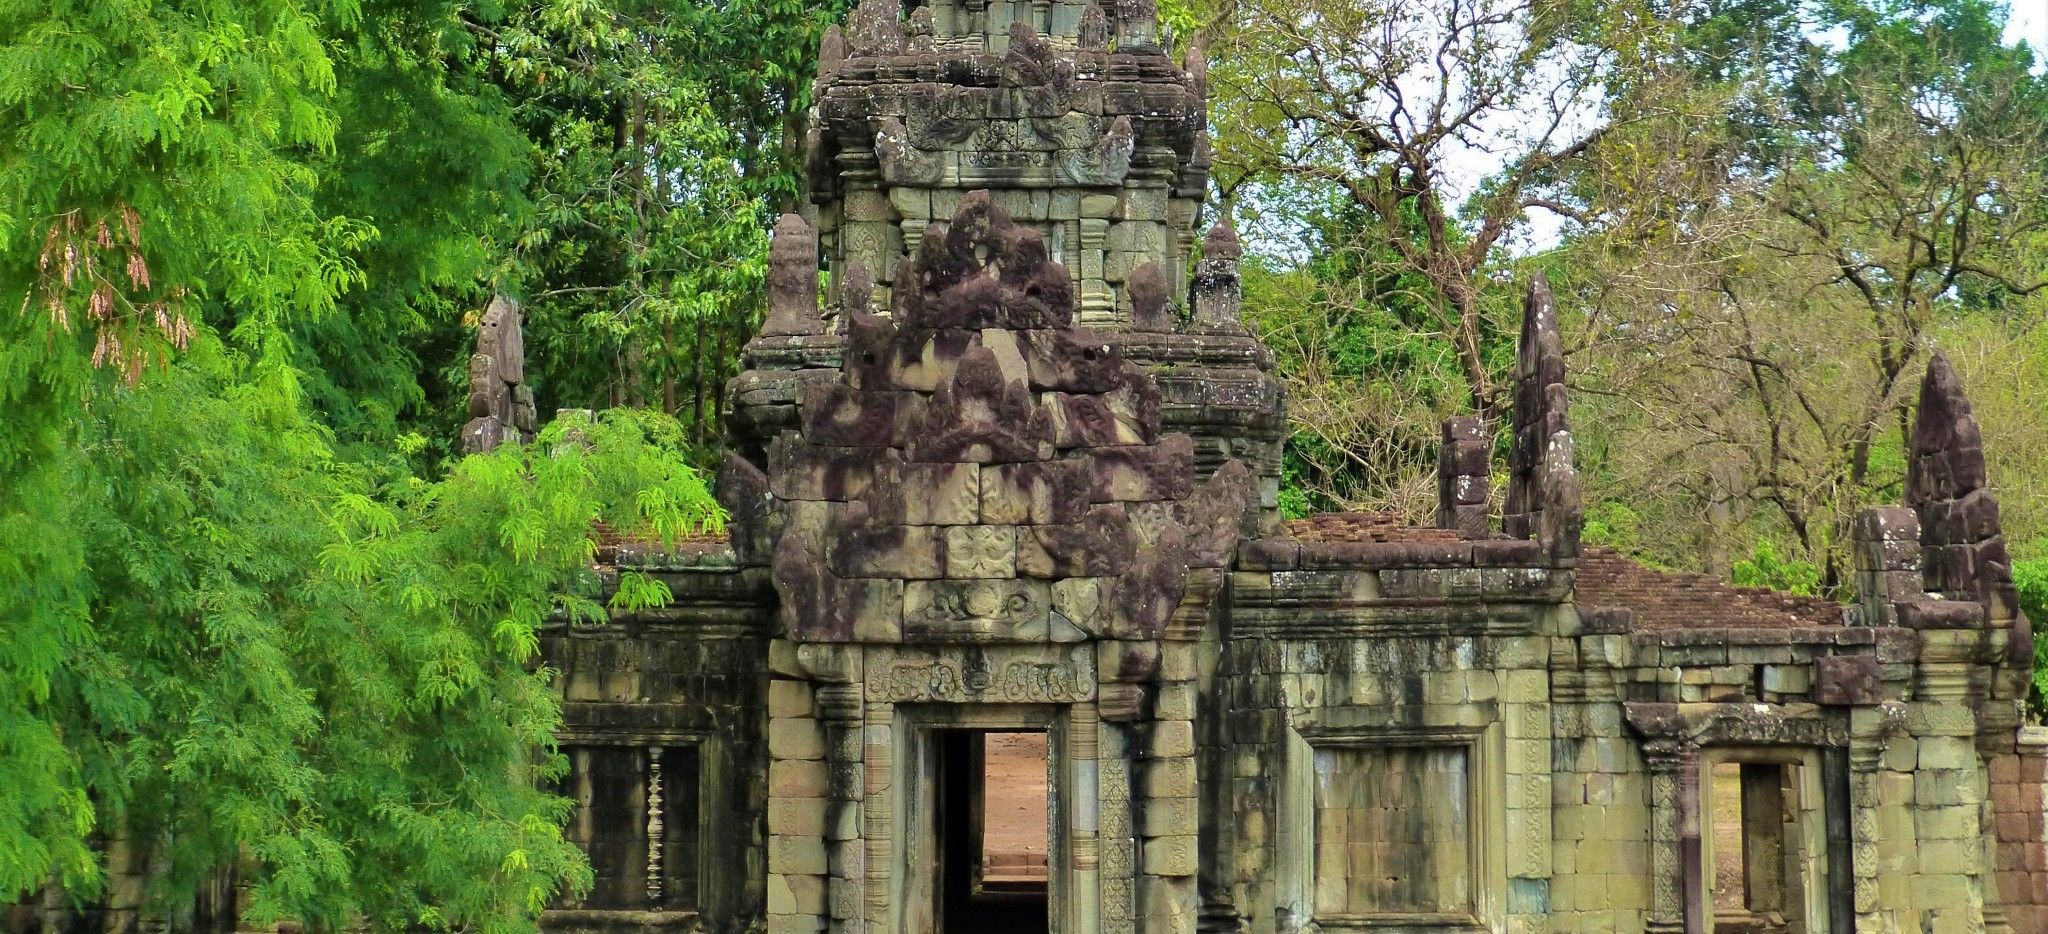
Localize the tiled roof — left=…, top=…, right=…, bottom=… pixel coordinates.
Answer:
left=1575, top=547, right=1846, bottom=630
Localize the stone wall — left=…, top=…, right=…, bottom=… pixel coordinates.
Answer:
left=541, top=544, right=774, bottom=934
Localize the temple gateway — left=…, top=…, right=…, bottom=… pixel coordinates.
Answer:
left=538, top=1, right=2048, bottom=932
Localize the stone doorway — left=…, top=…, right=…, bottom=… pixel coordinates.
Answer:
left=1704, top=751, right=1830, bottom=934
left=935, top=729, right=1050, bottom=933
left=897, top=704, right=1073, bottom=934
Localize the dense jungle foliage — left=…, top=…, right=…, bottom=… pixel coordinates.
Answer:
left=0, top=0, right=2042, bottom=927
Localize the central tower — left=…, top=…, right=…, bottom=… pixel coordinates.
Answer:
left=807, top=0, right=1208, bottom=323
left=719, top=2, right=1278, bottom=933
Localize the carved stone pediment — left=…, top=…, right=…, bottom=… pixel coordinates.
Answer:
left=740, top=193, right=1248, bottom=646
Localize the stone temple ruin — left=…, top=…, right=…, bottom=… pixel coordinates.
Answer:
left=23, top=0, right=2043, bottom=932
left=529, top=1, right=2048, bottom=933
left=529, top=0, right=2048, bottom=931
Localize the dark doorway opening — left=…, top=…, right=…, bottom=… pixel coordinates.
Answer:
left=934, top=729, right=1050, bottom=934
left=1711, top=760, right=1806, bottom=934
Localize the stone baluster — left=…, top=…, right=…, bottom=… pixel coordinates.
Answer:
left=646, top=746, right=665, bottom=905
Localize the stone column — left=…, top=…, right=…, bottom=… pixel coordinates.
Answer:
left=818, top=682, right=864, bottom=932
left=764, top=668, right=831, bottom=934
left=1911, top=638, right=1996, bottom=931
left=1070, top=704, right=1103, bottom=934
left=1638, top=735, right=1695, bottom=933
left=1846, top=705, right=1896, bottom=928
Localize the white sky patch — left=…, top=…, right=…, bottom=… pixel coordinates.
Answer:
left=1241, top=2, right=2048, bottom=261
left=2010, top=0, right=2048, bottom=68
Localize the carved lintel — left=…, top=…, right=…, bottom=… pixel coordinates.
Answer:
left=863, top=644, right=1098, bottom=703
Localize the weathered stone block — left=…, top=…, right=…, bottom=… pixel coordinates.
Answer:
left=1814, top=654, right=1881, bottom=705
left=769, top=679, right=814, bottom=718
left=1088, top=433, right=1195, bottom=502
left=903, top=578, right=1051, bottom=641
left=769, top=835, right=828, bottom=875
left=981, top=459, right=1091, bottom=525
left=867, top=458, right=980, bottom=526
left=1018, top=504, right=1138, bottom=578
left=943, top=524, right=1018, bottom=578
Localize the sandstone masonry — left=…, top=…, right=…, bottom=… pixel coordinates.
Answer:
left=528, top=2, right=2048, bottom=932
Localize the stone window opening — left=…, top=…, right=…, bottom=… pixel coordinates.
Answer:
left=1278, top=721, right=1505, bottom=931
left=1704, top=754, right=1825, bottom=934
left=557, top=744, right=701, bottom=914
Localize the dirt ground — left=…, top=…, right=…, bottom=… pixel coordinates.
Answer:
left=983, top=732, right=1050, bottom=882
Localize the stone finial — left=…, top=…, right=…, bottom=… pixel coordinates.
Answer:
left=1186, top=218, right=1246, bottom=336
left=1126, top=261, right=1174, bottom=332
left=1908, top=353, right=2023, bottom=631
left=461, top=295, right=537, bottom=454
left=761, top=214, right=824, bottom=337
left=1436, top=416, right=1490, bottom=537
left=817, top=25, right=846, bottom=78
left=836, top=258, right=874, bottom=327
left=1201, top=214, right=1241, bottom=263
left=1078, top=1, right=1110, bottom=50
left=1114, top=0, right=1160, bottom=49
left=905, top=6, right=935, bottom=51
left=1501, top=273, right=1581, bottom=558
left=844, top=0, right=903, bottom=56
left=1184, top=37, right=1209, bottom=101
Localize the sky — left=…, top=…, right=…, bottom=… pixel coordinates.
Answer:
left=1240, top=1, right=2048, bottom=261
left=2013, top=1, right=2047, bottom=57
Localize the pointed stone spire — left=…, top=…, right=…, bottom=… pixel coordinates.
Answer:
left=1909, top=352, right=2020, bottom=626
left=817, top=25, right=846, bottom=78
left=1186, top=218, right=1246, bottom=335
left=462, top=295, right=537, bottom=454
left=1078, top=1, right=1110, bottom=50
left=1126, top=261, right=1174, bottom=332
left=761, top=214, right=824, bottom=337
left=844, top=0, right=903, bottom=57
left=1502, top=273, right=1580, bottom=558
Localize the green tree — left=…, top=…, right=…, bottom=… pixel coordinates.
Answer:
left=1559, top=0, right=2048, bottom=585
left=0, top=0, right=723, bottom=926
